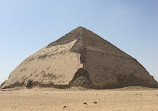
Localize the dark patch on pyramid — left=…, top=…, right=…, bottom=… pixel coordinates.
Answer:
left=1, top=26, right=158, bottom=89
left=47, top=27, right=82, bottom=47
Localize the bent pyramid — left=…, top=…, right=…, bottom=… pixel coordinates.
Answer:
left=1, top=27, right=158, bottom=89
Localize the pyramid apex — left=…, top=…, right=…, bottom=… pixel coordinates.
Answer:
left=75, top=26, right=88, bottom=30
left=72, top=26, right=90, bottom=34
left=77, top=26, right=85, bottom=28
left=74, top=26, right=87, bottom=30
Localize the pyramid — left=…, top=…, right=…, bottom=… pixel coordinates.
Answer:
left=1, top=27, right=158, bottom=89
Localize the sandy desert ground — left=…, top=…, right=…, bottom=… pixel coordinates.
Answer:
left=0, top=87, right=158, bottom=111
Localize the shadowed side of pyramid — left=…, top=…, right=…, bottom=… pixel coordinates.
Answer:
left=1, top=27, right=158, bottom=89
left=77, top=28, right=158, bottom=88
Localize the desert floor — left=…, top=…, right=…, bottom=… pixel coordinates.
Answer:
left=0, top=87, right=158, bottom=111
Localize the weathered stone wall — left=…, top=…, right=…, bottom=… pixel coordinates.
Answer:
left=1, top=27, right=158, bottom=89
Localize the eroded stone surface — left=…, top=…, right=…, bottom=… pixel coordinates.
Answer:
left=2, top=39, right=83, bottom=88
left=1, top=27, right=158, bottom=89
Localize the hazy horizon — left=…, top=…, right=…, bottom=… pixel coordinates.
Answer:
left=0, top=0, right=158, bottom=84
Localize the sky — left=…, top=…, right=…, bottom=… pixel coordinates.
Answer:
left=0, top=0, right=158, bottom=84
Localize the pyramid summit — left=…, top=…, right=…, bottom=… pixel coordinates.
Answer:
left=1, top=27, right=158, bottom=89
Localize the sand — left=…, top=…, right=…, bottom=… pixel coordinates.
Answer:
left=0, top=87, right=158, bottom=111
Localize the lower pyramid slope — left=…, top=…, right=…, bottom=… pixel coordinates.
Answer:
left=1, top=27, right=158, bottom=89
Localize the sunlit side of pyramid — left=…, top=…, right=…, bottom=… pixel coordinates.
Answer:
left=1, top=27, right=158, bottom=89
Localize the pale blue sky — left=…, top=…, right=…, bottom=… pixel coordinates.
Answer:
left=0, top=0, right=158, bottom=84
